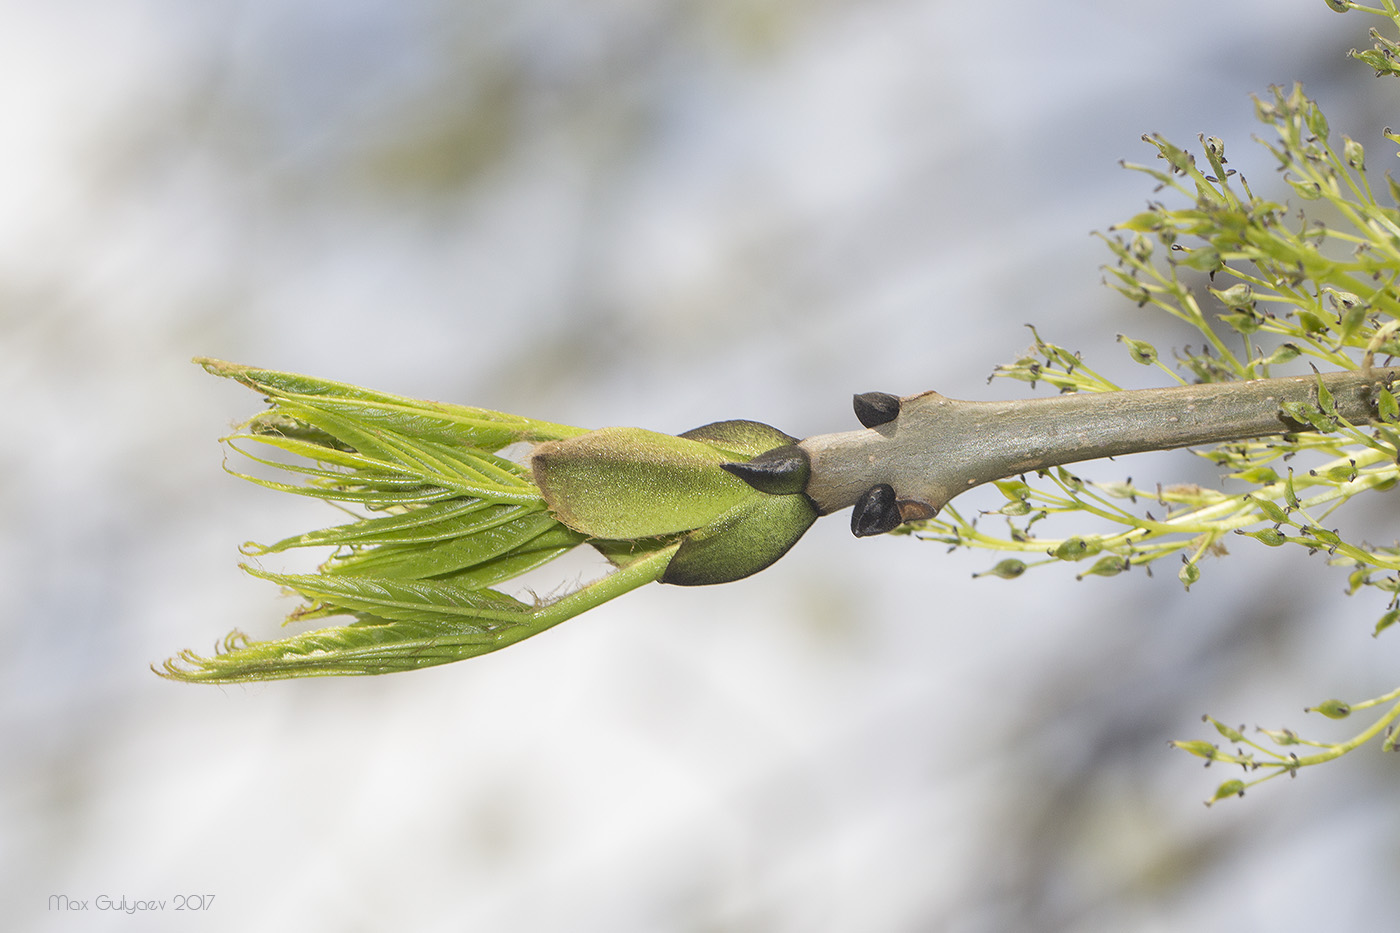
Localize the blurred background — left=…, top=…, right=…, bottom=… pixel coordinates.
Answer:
left=5, top=1, right=1400, bottom=930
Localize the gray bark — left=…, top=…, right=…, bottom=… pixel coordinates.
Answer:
left=799, top=369, right=1400, bottom=520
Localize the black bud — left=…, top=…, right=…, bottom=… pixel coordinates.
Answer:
left=853, top=392, right=901, bottom=428
left=851, top=483, right=902, bottom=537
left=722, top=444, right=811, bottom=495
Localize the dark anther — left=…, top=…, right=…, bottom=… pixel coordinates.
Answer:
left=851, top=483, right=902, bottom=537
left=852, top=392, right=901, bottom=428
left=722, top=444, right=811, bottom=496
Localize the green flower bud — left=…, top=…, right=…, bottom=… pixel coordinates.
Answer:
left=1178, top=561, right=1201, bottom=589
left=1305, top=698, right=1351, bottom=719
left=1172, top=740, right=1219, bottom=761
left=1287, top=176, right=1323, bottom=200
left=1235, top=527, right=1287, bottom=547
left=1173, top=244, right=1223, bottom=273
left=1232, top=466, right=1279, bottom=485
left=1077, top=556, right=1129, bottom=580
left=1116, top=334, right=1158, bottom=365
left=1202, top=134, right=1226, bottom=156
left=1114, top=281, right=1152, bottom=306
left=1096, top=481, right=1137, bottom=500
left=1302, top=526, right=1342, bottom=548
left=1206, top=779, right=1246, bottom=806
left=1050, top=537, right=1099, bottom=561
left=1207, top=717, right=1246, bottom=743
left=1117, top=211, right=1167, bottom=233
left=1129, top=234, right=1153, bottom=261
left=1259, top=343, right=1301, bottom=367
left=1297, top=309, right=1330, bottom=334
left=993, top=479, right=1030, bottom=502
left=974, top=558, right=1027, bottom=580
left=1304, top=100, right=1330, bottom=139
left=1055, top=468, right=1084, bottom=492
left=1249, top=496, right=1290, bottom=524
left=1378, top=388, right=1400, bottom=424
left=1314, top=374, right=1335, bottom=414
left=1343, top=136, right=1365, bottom=170
left=1279, top=400, right=1334, bottom=432
left=1257, top=727, right=1300, bottom=746
left=1219, top=309, right=1262, bottom=335
left=1211, top=283, right=1253, bottom=309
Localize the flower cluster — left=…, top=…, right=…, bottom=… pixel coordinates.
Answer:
left=908, top=1, right=1400, bottom=798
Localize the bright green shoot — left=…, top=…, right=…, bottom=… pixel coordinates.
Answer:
left=160, top=360, right=813, bottom=682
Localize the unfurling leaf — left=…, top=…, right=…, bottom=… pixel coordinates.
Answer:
left=165, top=363, right=822, bottom=682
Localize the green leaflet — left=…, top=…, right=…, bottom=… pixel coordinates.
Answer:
left=235, top=406, right=540, bottom=505
left=246, top=498, right=507, bottom=553
left=263, top=402, right=535, bottom=494
left=161, top=544, right=680, bottom=681
left=429, top=526, right=585, bottom=589
left=198, top=358, right=588, bottom=452
left=243, top=567, right=533, bottom=626
left=166, top=624, right=507, bottom=680
left=325, top=509, right=576, bottom=581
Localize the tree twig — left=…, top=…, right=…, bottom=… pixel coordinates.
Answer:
left=799, top=368, right=1400, bottom=534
